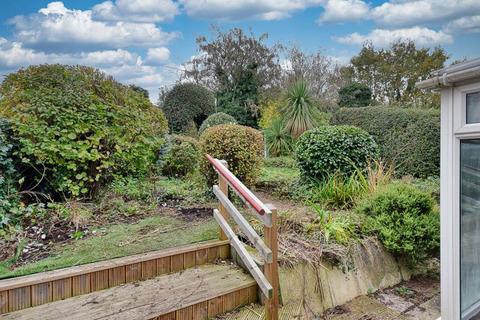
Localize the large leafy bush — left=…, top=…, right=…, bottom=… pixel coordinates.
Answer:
left=338, top=82, right=372, bottom=108
left=332, top=106, right=440, bottom=177
left=0, top=119, right=21, bottom=232
left=163, top=83, right=215, bottom=133
left=295, top=126, right=379, bottom=180
left=159, top=135, right=200, bottom=177
left=0, top=64, right=168, bottom=198
left=358, top=183, right=440, bottom=264
left=200, top=124, right=264, bottom=186
left=198, top=112, right=237, bottom=135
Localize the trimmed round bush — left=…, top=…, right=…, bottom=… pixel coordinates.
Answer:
left=357, top=182, right=440, bottom=264
left=163, top=83, right=215, bottom=133
left=0, top=64, right=168, bottom=198
left=159, top=135, right=200, bottom=177
left=295, top=125, right=379, bottom=180
left=199, top=112, right=237, bottom=135
left=200, top=124, right=264, bottom=186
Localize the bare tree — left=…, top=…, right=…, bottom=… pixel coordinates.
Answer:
left=282, top=46, right=346, bottom=108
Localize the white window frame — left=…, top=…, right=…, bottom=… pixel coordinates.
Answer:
left=442, top=81, right=480, bottom=320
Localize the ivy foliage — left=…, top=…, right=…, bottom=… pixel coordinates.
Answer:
left=198, top=112, right=237, bottom=135
left=358, top=182, right=440, bottom=265
left=295, top=125, right=379, bottom=180
left=200, top=124, right=264, bottom=186
left=0, top=64, right=168, bottom=198
left=332, top=106, right=440, bottom=177
left=163, top=83, right=215, bottom=133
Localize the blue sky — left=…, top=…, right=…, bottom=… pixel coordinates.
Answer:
left=0, top=0, right=479, bottom=101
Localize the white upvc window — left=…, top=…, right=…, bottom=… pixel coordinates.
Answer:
left=443, top=81, right=480, bottom=320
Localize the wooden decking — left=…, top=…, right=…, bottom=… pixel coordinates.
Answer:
left=1, top=263, right=257, bottom=320
left=0, top=240, right=230, bottom=314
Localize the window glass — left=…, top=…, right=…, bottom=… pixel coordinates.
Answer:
left=461, top=139, right=480, bottom=319
left=466, top=92, right=480, bottom=124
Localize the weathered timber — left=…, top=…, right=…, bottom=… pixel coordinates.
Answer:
left=213, top=209, right=273, bottom=298
left=213, top=185, right=273, bottom=263
left=0, top=240, right=229, bottom=314
left=1, top=264, right=257, bottom=320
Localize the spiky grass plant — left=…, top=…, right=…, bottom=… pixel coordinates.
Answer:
left=282, top=80, right=319, bottom=139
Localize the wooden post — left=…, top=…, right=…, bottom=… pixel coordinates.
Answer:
left=264, top=204, right=279, bottom=320
left=218, top=160, right=229, bottom=241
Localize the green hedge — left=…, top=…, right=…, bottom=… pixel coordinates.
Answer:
left=331, top=107, right=440, bottom=177
left=0, top=64, right=168, bottom=198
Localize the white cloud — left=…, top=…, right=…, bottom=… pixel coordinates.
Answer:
left=371, top=0, right=480, bottom=27
left=0, top=37, right=138, bottom=68
left=9, top=2, right=179, bottom=49
left=335, top=27, right=453, bottom=47
left=317, top=0, right=369, bottom=24
left=444, top=15, right=480, bottom=34
left=0, top=37, right=177, bottom=102
left=180, top=0, right=324, bottom=21
left=145, top=47, right=171, bottom=65
left=92, top=0, right=179, bottom=23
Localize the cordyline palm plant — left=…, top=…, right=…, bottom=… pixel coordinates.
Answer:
left=264, top=118, right=293, bottom=156
left=282, top=80, right=319, bottom=139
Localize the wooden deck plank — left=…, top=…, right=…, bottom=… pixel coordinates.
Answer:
left=0, top=240, right=230, bottom=292
left=31, top=282, right=52, bottom=307
left=1, top=264, right=257, bottom=320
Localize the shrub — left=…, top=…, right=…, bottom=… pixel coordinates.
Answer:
left=200, top=124, right=264, bottom=186
left=163, top=83, right=215, bottom=133
left=259, top=100, right=281, bottom=129
left=198, top=112, right=237, bottom=135
left=332, top=106, right=440, bottom=177
left=338, top=83, right=372, bottom=108
left=264, top=118, right=293, bottom=157
left=357, top=182, right=440, bottom=264
left=159, top=135, right=200, bottom=177
left=0, top=119, right=21, bottom=233
left=295, top=125, right=379, bottom=180
left=217, top=98, right=257, bottom=128
left=0, top=64, right=168, bottom=198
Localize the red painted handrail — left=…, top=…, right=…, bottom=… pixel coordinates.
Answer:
left=206, top=154, right=270, bottom=216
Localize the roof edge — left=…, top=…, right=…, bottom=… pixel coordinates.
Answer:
left=416, top=58, right=480, bottom=90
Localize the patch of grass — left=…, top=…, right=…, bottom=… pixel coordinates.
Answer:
left=0, top=215, right=217, bottom=279
left=156, top=176, right=209, bottom=205
left=264, top=156, right=296, bottom=169
left=256, top=165, right=302, bottom=199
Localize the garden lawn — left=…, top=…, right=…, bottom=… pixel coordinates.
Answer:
left=0, top=215, right=217, bottom=279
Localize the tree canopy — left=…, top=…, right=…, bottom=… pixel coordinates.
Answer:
left=342, top=41, right=448, bottom=108
left=182, top=27, right=282, bottom=126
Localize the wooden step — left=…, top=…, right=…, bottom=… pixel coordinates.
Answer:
left=1, top=263, right=258, bottom=320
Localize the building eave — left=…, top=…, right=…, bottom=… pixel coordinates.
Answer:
left=416, top=58, right=480, bottom=90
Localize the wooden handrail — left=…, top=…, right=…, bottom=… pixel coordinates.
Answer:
left=206, top=154, right=271, bottom=216
left=213, top=209, right=273, bottom=298
left=213, top=185, right=272, bottom=263
left=209, top=156, right=279, bottom=320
